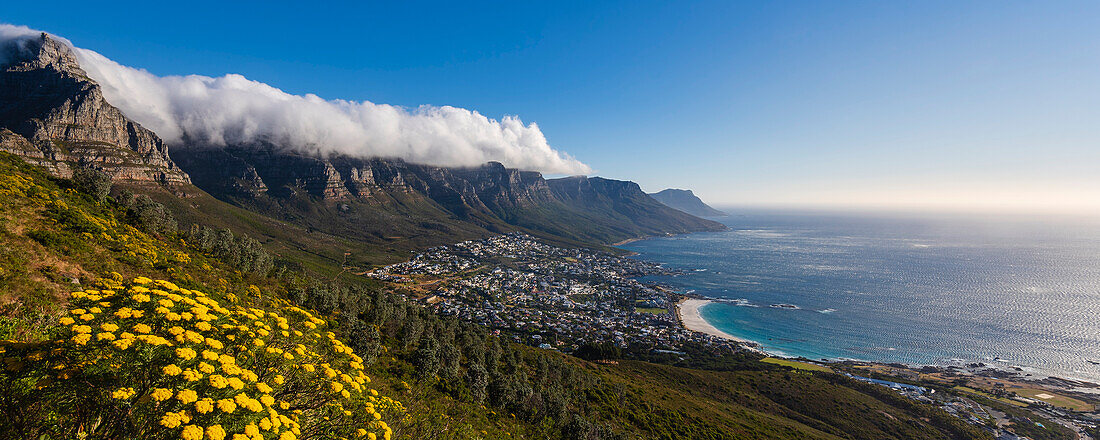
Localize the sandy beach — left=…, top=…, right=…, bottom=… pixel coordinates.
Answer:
left=677, top=298, right=748, bottom=342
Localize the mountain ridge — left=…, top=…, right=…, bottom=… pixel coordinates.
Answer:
left=171, top=144, right=727, bottom=247
left=649, top=188, right=727, bottom=217
left=0, top=32, right=724, bottom=267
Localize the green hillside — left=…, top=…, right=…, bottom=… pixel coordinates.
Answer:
left=0, top=152, right=991, bottom=439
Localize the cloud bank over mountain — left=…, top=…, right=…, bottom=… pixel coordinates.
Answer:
left=0, top=24, right=590, bottom=174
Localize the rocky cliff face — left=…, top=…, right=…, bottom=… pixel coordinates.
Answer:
left=171, top=144, right=726, bottom=245
left=172, top=145, right=555, bottom=218
left=0, top=33, right=189, bottom=185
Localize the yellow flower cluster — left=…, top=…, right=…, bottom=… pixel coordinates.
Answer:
left=25, top=276, right=400, bottom=440
left=112, top=387, right=137, bottom=399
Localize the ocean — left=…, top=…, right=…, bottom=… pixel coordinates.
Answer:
left=621, top=209, right=1100, bottom=382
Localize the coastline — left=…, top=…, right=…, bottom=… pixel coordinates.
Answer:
left=677, top=298, right=749, bottom=343
left=612, top=236, right=649, bottom=246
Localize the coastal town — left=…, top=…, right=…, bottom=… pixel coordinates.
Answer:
left=366, top=233, right=742, bottom=353
left=367, top=233, right=1100, bottom=439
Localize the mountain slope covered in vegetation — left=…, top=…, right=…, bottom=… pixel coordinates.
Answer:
left=0, top=152, right=993, bottom=439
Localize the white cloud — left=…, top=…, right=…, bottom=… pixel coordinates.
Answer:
left=1, top=24, right=591, bottom=174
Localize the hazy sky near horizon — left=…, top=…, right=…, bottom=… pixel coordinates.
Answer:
left=5, top=1, right=1099, bottom=213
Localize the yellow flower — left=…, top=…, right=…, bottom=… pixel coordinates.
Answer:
left=59, top=317, right=75, bottom=325
left=221, top=363, right=242, bottom=375
left=260, top=394, right=275, bottom=407
left=279, top=431, right=296, bottom=440
left=132, top=293, right=151, bottom=302
left=152, top=388, right=173, bottom=401
left=181, top=424, right=203, bottom=440
left=227, top=377, right=245, bottom=390
left=70, top=308, right=86, bottom=315
left=198, top=362, right=215, bottom=374
left=111, top=387, right=136, bottom=399
left=244, top=424, right=260, bottom=436
left=100, top=323, right=119, bottom=332
left=209, top=374, right=229, bottom=389
left=217, top=399, right=237, bottom=413
left=259, top=418, right=273, bottom=431
left=176, top=389, right=199, bottom=404
left=195, top=398, right=215, bottom=414
left=168, top=326, right=185, bottom=336
left=195, top=321, right=213, bottom=331
left=202, top=350, right=219, bottom=361
left=256, top=382, right=273, bottom=393
left=206, top=338, right=225, bottom=350
left=253, top=338, right=265, bottom=347
left=112, top=338, right=133, bottom=350
left=96, top=332, right=116, bottom=341
left=176, top=347, right=197, bottom=360
left=80, top=314, right=95, bottom=321
left=239, top=369, right=259, bottom=382
left=331, top=382, right=343, bottom=393
left=133, top=323, right=152, bottom=333
left=163, top=364, right=183, bottom=376
left=160, top=411, right=188, bottom=428
left=182, top=369, right=203, bottom=382
left=273, top=375, right=284, bottom=385
left=71, top=334, right=92, bottom=346
left=184, top=330, right=204, bottom=343
left=158, top=298, right=174, bottom=308
left=206, top=425, right=227, bottom=440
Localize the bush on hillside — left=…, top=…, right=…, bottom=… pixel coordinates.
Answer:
left=72, top=167, right=113, bottom=203
left=0, top=274, right=402, bottom=440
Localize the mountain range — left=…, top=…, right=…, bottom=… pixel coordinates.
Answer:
left=0, top=33, right=723, bottom=269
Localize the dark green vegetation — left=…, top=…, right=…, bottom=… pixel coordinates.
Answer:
left=0, top=152, right=995, bottom=439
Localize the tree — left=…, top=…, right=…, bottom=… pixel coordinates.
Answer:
left=439, top=342, right=461, bottom=381
left=131, top=194, right=176, bottom=234
left=466, top=362, right=489, bottom=404
left=72, top=167, right=112, bottom=202
left=414, top=335, right=440, bottom=381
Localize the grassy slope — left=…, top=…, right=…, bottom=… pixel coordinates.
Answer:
left=586, top=360, right=986, bottom=440
left=0, top=153, right=992, bottom=440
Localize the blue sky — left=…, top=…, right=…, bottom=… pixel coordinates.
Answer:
left=5, top=1, right=1099, bottom=213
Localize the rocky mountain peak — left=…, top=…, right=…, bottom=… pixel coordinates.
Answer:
left=0, top=33, right=190, bottom=186
left=2, top=33, right=85, bottom=75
